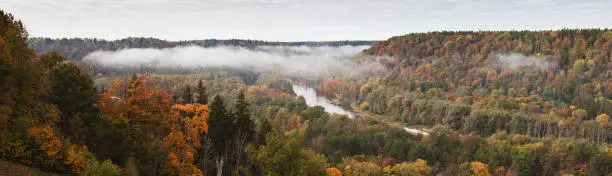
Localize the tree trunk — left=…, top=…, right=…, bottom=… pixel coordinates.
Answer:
left=216, top=157, right=224, bottom=176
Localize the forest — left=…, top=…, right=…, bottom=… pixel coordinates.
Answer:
left=28, top=37, right=379, bottom=61
left=1, top=10, right=612, bottom=176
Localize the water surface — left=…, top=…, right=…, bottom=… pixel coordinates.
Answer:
left=292, top=84, right=354, bottom=118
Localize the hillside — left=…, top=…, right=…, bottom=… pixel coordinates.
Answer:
left=362, top=29, right=611, bottom=113
left=28, top=37, right=379, bottom=60
left=364, top=29, right=610, bottom=69
left=313, top=29, right=611, bottom=143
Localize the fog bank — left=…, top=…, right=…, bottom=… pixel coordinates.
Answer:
left=493, top=53, right=556, bottom=71
left=83, top=45, right=388, bottom=78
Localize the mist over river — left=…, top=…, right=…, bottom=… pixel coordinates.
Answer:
left=292, top=84, right=354, bottom=118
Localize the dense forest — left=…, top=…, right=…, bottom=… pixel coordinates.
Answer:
left=28, top=37, right=379, bottom=60
left=2, top=9, right=612, bottom=176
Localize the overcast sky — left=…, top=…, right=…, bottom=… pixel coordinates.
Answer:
left=2, top=0, right=610, bottom=41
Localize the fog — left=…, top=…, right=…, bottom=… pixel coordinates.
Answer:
left=83, top=45, right=389, bottom=78
left=493, top=53, right=556, bottom=71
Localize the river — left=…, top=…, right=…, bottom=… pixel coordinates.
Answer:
left=292, top=84, right=431, bottom=136
left=292, top=84, right=355, bottom=118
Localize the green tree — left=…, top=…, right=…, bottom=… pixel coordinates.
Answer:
left=584, top=150, right=612, bottom=176
left=511, top=147, right=537, bottom=176
left=49, top=62, right=99, bottom=145
left=302, top=106, right=327, bottom=120
left=245, top=132, right=327, bottom=175
left=255, top=117, right=272, bottom=147
left=206, top=95, right=233, bottom=176
left=233, top=91, right=254, bottom=142
left=183, top=85, right=193, bottom=104
left=197, top=80, right=208, bottom=105
left=229, top=91, right=255, bottom=173
left=39, top=51, right=66, bottom=71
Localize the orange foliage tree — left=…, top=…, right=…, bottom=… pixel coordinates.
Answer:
left=326, top=167, right=343, bottom=176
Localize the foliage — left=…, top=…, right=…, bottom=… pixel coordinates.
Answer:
left=384, top=159, right=433, bottom=176
left=245, top=132, right=327, bottom=175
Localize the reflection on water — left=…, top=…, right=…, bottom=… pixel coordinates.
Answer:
left=292, top=84, right=354, bottom=118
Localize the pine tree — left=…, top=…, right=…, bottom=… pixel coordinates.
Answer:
left=233, top=91, right=254, bottom=142
left=208, top=95, right=232, bottom=151
left=255, top=117, right=272, bottom=146
left=183, top=85, right=193, bottom=104
left=207, top=95, right=233, bottom=176
left=197, top=80, right=208, bottom=105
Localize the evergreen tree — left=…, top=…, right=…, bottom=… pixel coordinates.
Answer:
left=230, top=91, right=255, bottom=173
left=233, top=91, right=254, bottom=142
left=207, top=95, right=233, bottom=176
left=255, top=117, right=272, bottom=146
left=183, top=85, right=193, bottom=104
left=197, top=80, right=208, bottom=105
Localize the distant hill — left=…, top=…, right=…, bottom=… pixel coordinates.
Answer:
left=28, top=37, right=380, bottom=60
left=354, top=29, right=611, bottom=121
left=363, top=29, right=611, bottom=71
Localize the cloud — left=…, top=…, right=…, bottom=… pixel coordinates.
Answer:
left=493, top=53, right=556, bottom=71
left=83, top=45, right=389, bottom=78
left=4, top=0, right=610, bottom=41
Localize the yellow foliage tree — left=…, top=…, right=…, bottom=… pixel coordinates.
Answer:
left=493, top=166, right=505, bottom=175
left=385, top=159, right=433, bottom=176
left=595, top=114, right=609, bottom=126
left=64, top=145, right=90, bottom=173
left=344, top=160, right=382, bottom=176
left=360, top=101, right=370, bottom=111
left=470, top=162, right=491, bottom=176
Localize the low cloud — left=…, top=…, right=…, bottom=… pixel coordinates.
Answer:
left=83, top=45, right=388, bottom=78
left=493, top=53, right=556, bottom=71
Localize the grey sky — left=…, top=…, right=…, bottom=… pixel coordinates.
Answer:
left=2, top=0, right=610, bottom=41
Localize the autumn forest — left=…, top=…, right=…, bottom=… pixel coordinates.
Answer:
left=1, top=9, right=612, bottom=176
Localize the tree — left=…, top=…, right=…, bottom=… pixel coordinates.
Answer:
left=0, top=10, right=66, bottom=172
left=234, top=91, right=254, bottom=142
left=197, top=80, right=208, bottom=105
left=81, top=159, right=122, bottom=176
left=206, top=95, right=233, bottom=176
left=302, top=106, right=327, bottom=120
left=511, top=147, right=537, bottom=176
left=384, top=159, right=433, bottom=176
left=245, top=132, right=327, bottom=175
left=343, top=159, right=382, bottom=176
left=595, top=114, right=609, bottom=126
left=231, top=91, right=255, bottom=172
left=183, top=85, right=193, bottom=104
left=49, top=62, right=98, bottom=145
left=171, top=103, right=210, bottom=174
left=160, top=131, right=202, bottom=176
left=572, top=59, right=587, bottom=74
left=326, top=167, right=342, bottom=176
left=255, top=117, right=272, bottom=146
left=39, top=51, right=66, bottom=71
left=470, top=162, right=491, bottom=176
left=584, top=150, right=612, bottom=176
left=97, top=75, right=174, bottom=175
